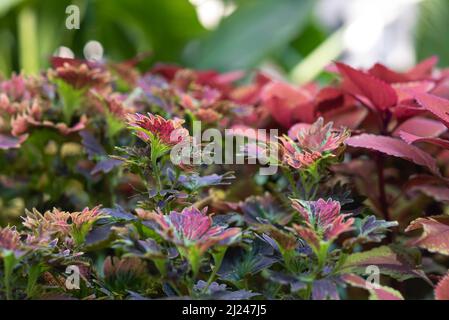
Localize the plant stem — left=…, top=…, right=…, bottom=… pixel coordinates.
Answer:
left=151, top=153, right=162, bottom=194
left=304, top=283, right=312, bottom=300
left=202, top=248, right=226, bottom=294
left=376, top=153, right=389, bottom=221
left=283, top=168, right=299, bottom=198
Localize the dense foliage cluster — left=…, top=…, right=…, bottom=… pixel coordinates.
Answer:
left=0, top=55, right=449, bottom=300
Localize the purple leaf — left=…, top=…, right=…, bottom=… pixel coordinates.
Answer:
left=91, top=158, right=123, bottom=175
left=312, top=278, right=340, bottom=300
left=345, top=215, right=398, bottom=246
left=0, top=134, right=27, bottom=150
left=79, top=130, right=106, bottom=159
left=102, top=206, right=136, bottom=221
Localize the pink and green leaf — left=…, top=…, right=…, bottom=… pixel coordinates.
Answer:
left=406, top=215, right=449, bottom=255
left=339, top=246, right=428, bottom=282
left=342, top=274, right=404, bottom=300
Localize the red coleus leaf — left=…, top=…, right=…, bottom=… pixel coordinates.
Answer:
left=50, top=56, right=103, bottom=71
left=368, top=63, right=410, bottom=84
left=314, top=87, right=345, bottom=112
left=393, top=116, right=447, bottom=138
left=435, top=272, right=449, bottom=300
left=406, top=56, right=438, bottom=81
left=126, top=113, right=189, bottom=146
left=260, top=81, right=315, bottom=128
left=292, top=198, right=354, bottom=243
left=50, top=56, right=84, bottom=68
left=393, top=81, right=435, bottom=103
left=399, top=131, right=449, bottom=150
left=341, top=274, right=404, bottom=300
left=336, top=62, right=397, bottom=110
left=409, top=184, right=449, bottom=203
left=346, top=134, right=440, bottom=175
left=405, top=215, right=449, bottom=255
left=415, top=93, right=449, bottom=127
left=136, top=206, right=241, bottom=255
left=368, top=56, right=438, bottom=83
left=391, top=102, right=425, bottom=120
left=322, top=106, right=368, bottom=130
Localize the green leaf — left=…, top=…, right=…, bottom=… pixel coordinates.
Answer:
left=106, top=112, right=126, bottom=138
left=55, top=79, right=85, bottom=123
left=416, top=0, right=449, bottom=67
left=2, top=250, right=19, bottom=300
left=18, top=5, right=39, bottom=74
left=92, top=0, right=204, bottom=67
left=185, top=0, right=314, bottom=71
left=0, top=0, right=23, bottom=17
left=0, top=0, right=203, bottom=73
left=26, top=263, right=43, bottom=299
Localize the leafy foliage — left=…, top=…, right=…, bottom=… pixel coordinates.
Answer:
left=1, top=53, right=449, bottom=300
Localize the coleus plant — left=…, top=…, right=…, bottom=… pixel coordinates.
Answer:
left=0, top=55, right=448, bottom=300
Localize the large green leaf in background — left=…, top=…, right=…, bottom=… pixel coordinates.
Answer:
left=184, top=0, right=314, bottom=71
left=0, top=0, right=205, bottom=74
left=86, top=0, right=205, bottom=68
left=416, top=0, right=449, bottom=67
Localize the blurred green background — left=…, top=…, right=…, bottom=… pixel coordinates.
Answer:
left=0, top=0, right=447, bottom=83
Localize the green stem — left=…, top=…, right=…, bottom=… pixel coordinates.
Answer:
left=202, top=248, right=226, bottom=293
left=154, top=258, right=167, bottom=277
left=283, top=168, right=299, bottom=198
left=168, top=280, right=183, bottom=297
left=150, top=147, right=163, bottom=194
left=304, top=283, right=312, bottom=300
left=316, top=241, right=330, bottom=274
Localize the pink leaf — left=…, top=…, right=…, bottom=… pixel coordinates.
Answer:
left=393, top=81, right=435, bottom=102
left=399, top=131, right=449, bottom=150
left=435, top=272, right=449, bottom=300
left=336, top=62, right=397, bottom=110
left=406, top=56, right=438, bottom=80
left=347, top=134, right=440, bottom=175
left=261, top=81, right=314, bottom=127
left=393, top=117, right=447, bottom=138
left=342, top=274, right=404, bottom=300
left=367, top=56, right=437, bottom=83
left=391, top=102, right=425, bottom=120
left=288, top=123, right=311, bottom=139
left=415, top=93, right=449, bottom=127
left=322, top=106, right=368, bottom=130
left=368, top=63, right=409, bottom=83
left=406, top=215, right=449, bottom=255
